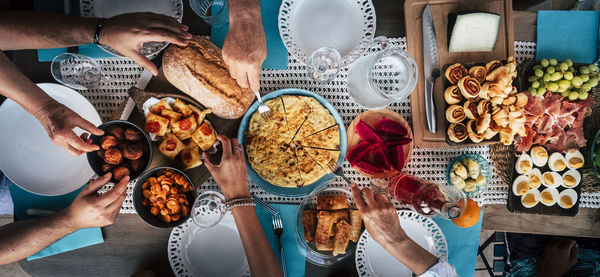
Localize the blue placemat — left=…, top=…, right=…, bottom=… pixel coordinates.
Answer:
left=433, top=211, right=484, bottom=277
left=536, top=11, right=600, bottom=63
left=7, top=177, right=104, bottom=261
left=211, top=0, right=288, bottom=69
left=255, top=203, right=306, bottom=277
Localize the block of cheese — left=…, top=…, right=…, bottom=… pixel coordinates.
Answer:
left=448, top=12, right=501, bottom=52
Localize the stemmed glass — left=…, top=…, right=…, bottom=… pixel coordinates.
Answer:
left=191, top=190, right=227, bottom=228
left=51, top=53, right=104, bottom=90
left=306, top=47, right=342, bottom=83
left=190, top=0, right=229, bottom=26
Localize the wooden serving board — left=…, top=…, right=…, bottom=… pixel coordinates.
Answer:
left=404, top=0, right=514, bottom=148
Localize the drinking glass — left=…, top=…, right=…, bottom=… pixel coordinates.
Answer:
left=190, top=0, right=229, bottom=26
left=306, top=47, right=342, bottom=83
left=191, top=190, right=227, bottom=228
left=51, top=53, right=103, bottom=90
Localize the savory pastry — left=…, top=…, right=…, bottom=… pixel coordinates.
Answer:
left=475, top=112, right=491, bottom=134
left=485, top=60, right=503, bottom=73
left=171, top=116, right=198, bottom=140
left=457, top=76, right=481, bottom=99
left=444, top=85, right=462, bottom=105
left=476, top=100, right=492, bottom=116
left=515, top=93, right=528, bottom=107
left=296, top=147, right=329, bottom=186
left=180, top=144, right=203, bottom=170
left=445, top=63, right=468, bottom=84
left=315, top=211, right=335, bottom=244
left=107, top=126, right=124, bottom=140
left=445, top=105, right=466, bottom=123
left=483, top=127, right=499, bottom=140
left=112, top=166, right=130, bottom=181
left=478, top=83, right=489, bottom=100
left=302, top=210, right=317, bottom=242
left=448, top=123, right=468, bottom=143
left=145, top=112, right=170, bottom=136
left=150, top=99, right=172, bottom=114
left=123, top=144, right=143, bottom=160
left=104, top=148, right=123, bottom=165
left=160, top=109, right=183, bottom=126
left=349, top=210, right=362, bottom=242
left=173, top=99, right=193, bottom=117
left=101, top=135, right=118, bottom=150
left=191, top=121, right=217, bottom=151
left=492, top=107, right=509, bottom=127
left=158, top=133, right=185, bottom=159
left=332, top=220, right=351, bottom=256
left=468, top=66, right=487, bottom=83
left=499, top=127, right=514, bottom=145
left=466, top=120, right=484, bottom=143
left=189, top=105, right=211, bottom=124
left=316, top=239, right=333, bottom=251
left=124, top=128, right=143, bottom=141
left=317, top=195, right=349, bottom=210
left=463, top=100, right=478, bottom=120
left=502, top=95, right=517, bottom=106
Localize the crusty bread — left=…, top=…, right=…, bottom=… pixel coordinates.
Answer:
left=163, top=36, right=254, bottom=119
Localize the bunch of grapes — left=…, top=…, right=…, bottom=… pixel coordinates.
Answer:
left=527, top=58, right=599, bottom=100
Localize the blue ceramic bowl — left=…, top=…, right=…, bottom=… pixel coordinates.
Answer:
left=237, top=88, right=347, bottom=197
left=591, top=129, right=600, bottom=182
left=446, top=153, right=491, bottom=198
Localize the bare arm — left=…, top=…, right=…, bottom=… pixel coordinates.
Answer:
left=0, top=173, right=129, bottom=265
left=204, top=135, right=282, bottom=277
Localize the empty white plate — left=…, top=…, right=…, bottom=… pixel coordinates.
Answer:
left=0, top=83, right=101, bottom=196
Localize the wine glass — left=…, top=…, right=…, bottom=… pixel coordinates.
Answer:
left=306, top=47, right=342, bottom=83
left=191, top=190, right=227, bottom=228
left=190, top=0, right=229, bottom=26
left=51, top=53, right=104, bottom=90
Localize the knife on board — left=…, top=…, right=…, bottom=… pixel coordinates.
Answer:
left=422, top=5, right=440, bottom=133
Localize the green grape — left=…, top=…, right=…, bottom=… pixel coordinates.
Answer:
left=572, top=76, right=584, bottom=87
left=580, top=66, right=591, bottom=74
left=528, top=87, right=537, bottom=94
left=535, top=69, right=544, bottom=77
left=558, top=80, right=571, bottom=89
left=537, top=87, right=547, bottom=95
left=582, top=75, right=590, bottom=83
left=564, top=72, right=574, bottom=80
left=557, top=86, right=568, bottom=93
left=532, top=81, right=540, bottom=89
left=551, top=72, right=563, bottom=81
left=547, top=82, right=559, bottom=91
left=582, top=83, right=593, bottom=92
left=589, top=78, right=599, bottom=87
left=565, top=58, right=573, bottom=67
left=589, top=64, right=599, bottom=73
left=559, top=63, right=569, bottom=72
left=533, top=65, right=542, bottom=71
left=527, top=76, right=538, bottom=82
left=549, top=58, right=558, bottom=66
left=568, top=91, right=579, bottom=100
left=579, top=91, right=589, bottom=100
left=562, top=90, right=571, bottom=97
left=543, top=73, right=552, bottom=82
left=540, top=59, right=549, bottom=67
left=568, top=66, right=576, bottom=73
left=546, top=66, right=556, bottom=74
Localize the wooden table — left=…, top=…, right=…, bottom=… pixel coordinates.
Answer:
left=3, top=1, right=599, bottom=277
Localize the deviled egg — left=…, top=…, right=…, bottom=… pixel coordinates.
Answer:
left=565, top=150, right=584, bottom=170
left=562, top=169, right=581, bottom=188
left=512, top=175, right=530, bottom=196
left=531, top=146, right=549, bottom=167
left=548, top=152, right=567, bottom=172
left=540, top=187, right=559, bottom=206
left=529, top=168, right=542, bottom=189
left=515, top=153, right=533, bottom=175
left=521, top=189, right=541, bottom=208
left=558, top=189, right=578, bottom=209
left=542, top=171, right=562, bottom=188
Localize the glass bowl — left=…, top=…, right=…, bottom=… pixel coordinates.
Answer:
left=445, top=153, right=491, bottom=198
left=296, top=187, right=357, bottom=266
left=591, top=128, right=600, bottom=183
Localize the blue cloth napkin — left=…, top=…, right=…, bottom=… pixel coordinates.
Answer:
left=211, top=0, right=288, bottom=69
left=255, top=203, right=306, bottom=277
left=433, top=211, right=484, bottom=277
left=6, top=177, right=104, bottom=261
left=536, top=11, right=600, bottom=63
left=34, top=0, right=116, bottom=61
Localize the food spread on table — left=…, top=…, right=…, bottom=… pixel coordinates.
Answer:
left=144, top=98, right=215, bottom=170
left=301, top=195, right=363, bottom=256
left=244, top=95, right=340, bottom=188
left=140, top=168, right=193, bottom=223
left=94, top=125, right=150, bottom=181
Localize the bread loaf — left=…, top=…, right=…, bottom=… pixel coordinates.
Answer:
left=163, top=36, right=254, bottom=119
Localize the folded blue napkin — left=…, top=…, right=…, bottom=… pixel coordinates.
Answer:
left=7, top=177, right=104, bottom=261
left=211, top=0, right=288, bottom=69
left=536, top=11, right=600, bottom=63
left=255, top=203, right=306, bottom=277
left=432, top=211, right=484, bottom=277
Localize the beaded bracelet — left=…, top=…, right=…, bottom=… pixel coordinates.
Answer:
left=94, top=18, right=106, bottom=45
left=226, top=197, right=256, bottom=209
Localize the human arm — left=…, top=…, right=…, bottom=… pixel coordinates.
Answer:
left=534, top=237, right=578, bottom=277
left=351, top=183, right=450, bottom=276
left=0, top=173, right=129, bottom=265
left=203, top=135, right=282, bottom=277
left=222, top=0, right=267, bottom=91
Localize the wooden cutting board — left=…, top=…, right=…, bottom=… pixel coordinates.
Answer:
left=404, top=0, right=514, bottom=148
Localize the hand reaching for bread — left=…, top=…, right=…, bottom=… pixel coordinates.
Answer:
left=99, top=12, right=192, bottom=75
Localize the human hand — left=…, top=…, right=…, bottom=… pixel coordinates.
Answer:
left=64, top=172, right=129, bottom=229
left=203, top=135, right=250, bottom=200
left=222, top=17, right=267, bottom=91
left=99, top=12, right=192, bottom=75
left=33, top=99, right=104, bottom=156
left=535, top=237, right=578, bottom=277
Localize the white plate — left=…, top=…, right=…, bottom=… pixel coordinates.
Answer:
left=355, top=210, right=449, bottom=277
left=0, top=83, right=101, bottom=196
left=168, top=212, right=251, bottom=277
left=278, top=0, right=376, bottom=68
left=80, top=0, right=183, bottom=58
